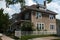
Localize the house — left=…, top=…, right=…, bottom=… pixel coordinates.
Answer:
left=10, top=1, right=57, bottom=33
left=17, top=3, right=57, bottom=32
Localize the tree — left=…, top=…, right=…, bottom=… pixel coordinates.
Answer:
left=5, top=0, right=25, bottom=7
left=56, top=19, right=60, bottom=26
left=47, top=0, right=52, bottom=3
left=0, top=9, right=10, bottom=33
left=5, top=0, right=52, bottom=7
left=21, top=21, right=34, bottom=31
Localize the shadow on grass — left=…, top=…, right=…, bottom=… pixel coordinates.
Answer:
left=50, top=34, right=60, bottom=37
left=51, top=34, right=60, bottom=40
left=52, top=39, right=60, bottom=40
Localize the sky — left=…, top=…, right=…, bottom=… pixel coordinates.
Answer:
left=0, top=0, right=60, bottom=19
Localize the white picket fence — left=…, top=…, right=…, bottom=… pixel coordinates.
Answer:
left=15, top=31, right=56, bottom=38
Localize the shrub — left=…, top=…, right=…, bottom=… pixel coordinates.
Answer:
left=21, top=21, right=34, bottom=31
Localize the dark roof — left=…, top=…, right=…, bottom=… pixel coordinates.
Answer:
left=20, top=4, right=57, bottom=15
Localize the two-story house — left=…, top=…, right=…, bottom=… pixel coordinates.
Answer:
left=18, top=4, right=57, bottom=32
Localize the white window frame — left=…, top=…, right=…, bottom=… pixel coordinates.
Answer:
left=36, top=12, right=42, bottom=19
left=49, top=15, right=54, bottom=20
left=49, top=23, right=55, bottom=30
left=36, top=23, right=45, bottom=30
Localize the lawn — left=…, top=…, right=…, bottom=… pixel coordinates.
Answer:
left=53, top=39, right=60, bottom=40
left=20, top=34, right=57, bottom=40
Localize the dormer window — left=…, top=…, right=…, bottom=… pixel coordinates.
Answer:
left=49, top=15, right=55, bottom=19
left=36, top=12, right=42, bottom=19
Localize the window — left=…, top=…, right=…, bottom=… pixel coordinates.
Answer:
left=50, top=24, right=55, bottom=30
left=36, top=12, right=42, bottom=19
left=40, top=24, right=41, bottom=30
left=37, top=24, right=39, bottom=30
left=37, top=23, right=44, bottom=30
left=25, top=13, right=29, bottom=19
left=42, top=24, right=44, bottom=29
left=49, top=15, right=55, bottom=19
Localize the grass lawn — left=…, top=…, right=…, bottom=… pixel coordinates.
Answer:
left=5, top=32, right=59, bottom=40
left=20, top=34, right=57, bottom=40
left=53, top=38, right=60, bottom=40
left=53, top=39, right=60, bottom=40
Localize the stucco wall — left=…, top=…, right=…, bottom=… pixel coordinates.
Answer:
left=31, top=12, right=56, bottom=32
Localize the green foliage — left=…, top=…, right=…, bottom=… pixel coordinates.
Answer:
left=20, top=34, right=56, bottom=40
left=56, top=19, right=60, bottom=24
left=47, top=0, right=52, bottom=3
left=21, top=21, right=33, bottom=31
left=5, top=0, right=25, bottom=7
left=0, top=9, right=10, bottom=33
left=56, top=19, right=60, bottom=23
left=6, top=0, right=25, bottom=4
left=56, top=19, right=60, bottom=26
left=5, top=0, right=52, bottom=8
left=53, top=39, right=60, bottom=40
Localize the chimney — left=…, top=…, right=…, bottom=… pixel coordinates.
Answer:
left=44, top=0, right=46, bottom=9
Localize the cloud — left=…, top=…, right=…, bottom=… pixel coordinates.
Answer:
left=47, top=0, right=60, bottom=19
left=25, top=0, right=36, bottom=6
left=0, top=0, right=60, bottom=19
left=3, top=3, right=20, bottom=18
left=0, top=0, right=6, bottom=9
left=4, top=8, right=16, bottom=18
left=0, top=0, right=36, bottom=18
left=9, top=3, right=21, bottom=14
left=0, top=0, right=20, bottom=18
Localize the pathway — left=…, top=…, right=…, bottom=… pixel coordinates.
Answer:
left=1, top=34, right=14, bottom=40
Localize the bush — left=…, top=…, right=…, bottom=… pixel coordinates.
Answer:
left=21, top=21, right=34, bottom=31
